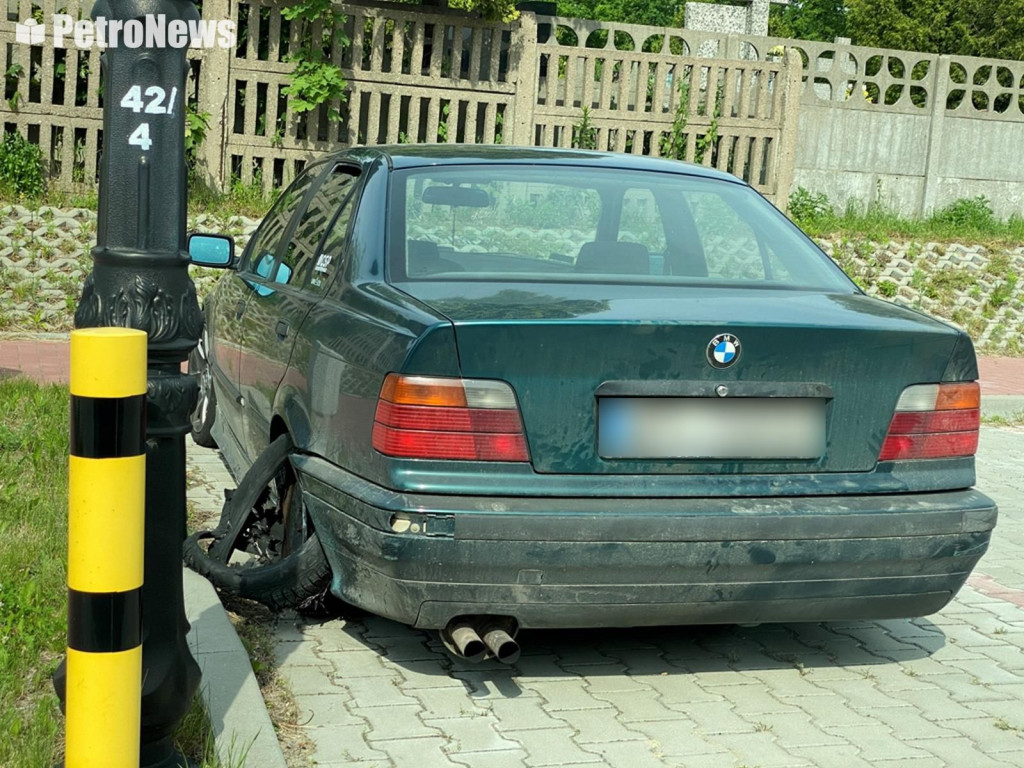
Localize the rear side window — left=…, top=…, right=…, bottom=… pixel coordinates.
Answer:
left=388, top=165, right=852, bottom=292
left=242, top=170, right=317, bottom=279
left=280, top=166, right=360, bottom=289
left=314, top=177, right=359, bottom=292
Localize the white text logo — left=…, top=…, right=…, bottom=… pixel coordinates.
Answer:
left=15, top=15, right=236, bottom=49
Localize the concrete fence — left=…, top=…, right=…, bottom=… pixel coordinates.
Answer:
left=2, top=0, right=1024, bottom=216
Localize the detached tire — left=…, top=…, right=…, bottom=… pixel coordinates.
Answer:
left=187, top=434, right=331, bottom=610
left=188, top=330, right=218, bottom=449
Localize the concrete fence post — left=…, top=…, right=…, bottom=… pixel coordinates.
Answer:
left=64, top=328, right=147, bottom=768
left=510, top=11, right=539, bottom=147
left=196, top=0, right=233, bottom=191
left=773, top=48, right=803, bottom=212
left=922, top=55, right=951, bottom=217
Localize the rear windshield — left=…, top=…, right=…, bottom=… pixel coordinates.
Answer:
left=387, top=165, right=853, bottom=291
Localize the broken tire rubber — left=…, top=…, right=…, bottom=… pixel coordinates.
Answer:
left=184, top=434, right=331, bottom=611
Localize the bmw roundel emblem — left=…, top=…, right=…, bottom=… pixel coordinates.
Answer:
left=707, top=333, right=741, bottom=369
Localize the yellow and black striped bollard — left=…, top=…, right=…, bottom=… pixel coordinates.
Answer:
left=65, top=328, right=147, bottom=768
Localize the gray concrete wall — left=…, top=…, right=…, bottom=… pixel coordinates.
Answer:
left=788, top=50, right=1024, bottom=219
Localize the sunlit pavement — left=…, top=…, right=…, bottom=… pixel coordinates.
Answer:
left=183, top=428, right=1024, bottom=768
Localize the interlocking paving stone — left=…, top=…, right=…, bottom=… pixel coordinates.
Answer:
left=700, top=685, right=801, bottom=717
left=305, top=723, right=390, bottom=764
left=339, top=675, right=421, bottom=709
left=739, top=711, right=848, bottom=748
left=357, top=703, right=443, bottom=742
left=422, top=715, right=521, bottom=753
left=404, top=687, right=493, bottom=721
left=911, top=736, right=1012, bottom=767
left=587, top=690, right=690, bottom=724
left=823, top=724, right=933, bottom=762
left=529, top=680, right=618, bottom=712
left=323, top=650, right=399, bottom=680
left=787, top=744, right=878, bottom=768
left=623, top=720, right=732, bottom=758
left=546, top=707, right=645, bottom=744
left=784, top=694, right=878, bottom=729
left=366, top=736, right=459, bottom=768
left=942, top=716, right=1024, bottom=753
left=274, top=639, right=328, bottom=669
left=485, top=696, right=566, bottom=731
left=626, top=673, right=725, bottom=704
left=446, top=749, right=532, bottom=768
left=292, top=692, right=366, bottom=728
left=501, top=728, right=604, bottom=766
left=390, top=660, right=476, bottom=691
left=581, top=741, right=679, bottom=768
left=720, top=731, right=816, bottom=767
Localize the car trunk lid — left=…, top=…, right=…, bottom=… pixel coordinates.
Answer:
left=394, top=282, right=962, bottom=475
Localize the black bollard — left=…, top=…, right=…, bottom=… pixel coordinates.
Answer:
left=53, top=1, right=203, bottom=765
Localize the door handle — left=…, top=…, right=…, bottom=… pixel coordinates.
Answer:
left=234, top=300, right=245, bottom=319
left=275, top=320, right=289, bottom=341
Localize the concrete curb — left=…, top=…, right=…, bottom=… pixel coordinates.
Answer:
left=183, top=567, right=287, bottom=768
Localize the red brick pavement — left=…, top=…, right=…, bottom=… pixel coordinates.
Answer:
left=0, top=339, right=73, bottom=384
left=977, top=356, right=1024, bottom=396
left=2, top=337, right=1024, bottom=395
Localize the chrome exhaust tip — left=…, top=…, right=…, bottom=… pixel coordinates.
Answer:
left=444, top=622, right=487, bottom=663
left=482, top=627, right=521, bottom=665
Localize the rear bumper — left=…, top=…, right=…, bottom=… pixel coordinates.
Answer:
left=293, top=455, right=998, bottom=630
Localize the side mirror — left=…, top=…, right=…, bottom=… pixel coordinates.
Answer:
left=188, top=233, right=235, bottom=268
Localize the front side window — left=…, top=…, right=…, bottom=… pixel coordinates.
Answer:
left=388, top=165, right=853, bottom=292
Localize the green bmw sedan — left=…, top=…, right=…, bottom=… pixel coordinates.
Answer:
left=186, top=146, right=996, bottom=662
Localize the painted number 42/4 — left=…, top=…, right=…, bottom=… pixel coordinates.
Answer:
left=120, top=85, right=178, bottom=152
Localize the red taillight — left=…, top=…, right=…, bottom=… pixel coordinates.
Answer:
left=879, top=382, right=980, bottom=461
left=372, top=374, right=530, bottom=462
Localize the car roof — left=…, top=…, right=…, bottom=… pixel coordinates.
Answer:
left=340, top=144, right=744, bottom=184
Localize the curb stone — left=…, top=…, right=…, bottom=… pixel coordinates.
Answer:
left=184, top=567, right=288, bottom=768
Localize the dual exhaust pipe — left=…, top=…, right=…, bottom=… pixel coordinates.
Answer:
left=444, top=617, right=521, bottom=665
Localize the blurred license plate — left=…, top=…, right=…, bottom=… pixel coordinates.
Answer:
left=598, top=397, right=826, bottom=460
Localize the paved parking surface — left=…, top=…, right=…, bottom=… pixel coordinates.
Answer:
left=185, top=428, right=1024, bottom=768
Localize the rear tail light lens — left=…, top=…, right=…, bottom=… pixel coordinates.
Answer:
left=372, top=374, right=530, bottom=462
left=879, top=382, right=980, bottom=461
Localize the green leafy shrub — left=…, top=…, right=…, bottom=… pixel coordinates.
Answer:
left=0, top=131, right=45, bottom=199
left=877, top=279, right=898, bottom=297
left=788, top=186, right=834, bottom=229
left=929, top=196, right=994, bottom=229
left=571, top=106, right=598, bottom=150
left=280, top=0, right=348, bottom=120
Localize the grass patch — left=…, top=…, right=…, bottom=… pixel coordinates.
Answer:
left=1, top=178, right=274, bottom=220
left=981, top=412, right=1024, bottom=427
left=790, top=189, right=1024, bottom=246
left=0, top=378, right=70, bottom=768
left=188, top=179, right=277, bottom=220
left=176, top=693, right=252, bottom=768
left=0, top=378, right=230, bottom=766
